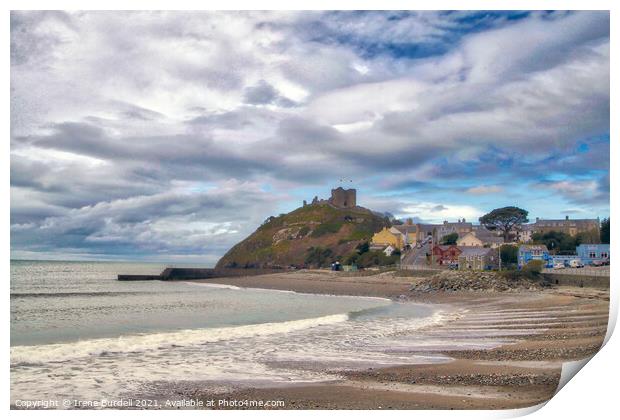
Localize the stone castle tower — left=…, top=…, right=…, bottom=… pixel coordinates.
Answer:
left=328, top=187, right=356, bottom=208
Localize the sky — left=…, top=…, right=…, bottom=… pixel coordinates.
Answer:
left=10, top=10, right=610, bottom=264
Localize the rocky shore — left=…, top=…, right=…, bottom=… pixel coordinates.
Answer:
left=409, top=270, right=546, bottom=293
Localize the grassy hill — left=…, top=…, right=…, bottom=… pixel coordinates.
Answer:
left=215, top=203, right=391, bottom=269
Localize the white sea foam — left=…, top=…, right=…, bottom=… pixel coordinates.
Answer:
left=11, top=306, right=458, bottom=404
left=182, top=281, right=242, bottom=290
left=11, top=313, right=349, bottom=365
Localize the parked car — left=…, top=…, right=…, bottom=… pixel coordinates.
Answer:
left=553, top=262, right=565, bottom=269
left=569, top=260, right=584, bottom=268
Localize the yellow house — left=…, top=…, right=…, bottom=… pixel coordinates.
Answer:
left=371, top=227, right=405, bottom=249
left=456, top=232, right=484, bottom=247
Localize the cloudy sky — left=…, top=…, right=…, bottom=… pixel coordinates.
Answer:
left=10, top=11, right=610, bottom=263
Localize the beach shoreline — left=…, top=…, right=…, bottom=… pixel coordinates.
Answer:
left=184, top=270, right=609, bottom=410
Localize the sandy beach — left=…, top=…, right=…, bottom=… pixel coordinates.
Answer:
left=186, top=270, right=609, bottom=410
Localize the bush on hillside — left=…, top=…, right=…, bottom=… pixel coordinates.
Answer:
left=304, top=246, right=334, bottom=268
left=357, top=250, right=398, bottom=268
left=310, top=221, right=343, bottom=237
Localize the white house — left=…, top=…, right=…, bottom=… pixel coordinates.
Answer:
left=383, top=245, right=396, bottom=256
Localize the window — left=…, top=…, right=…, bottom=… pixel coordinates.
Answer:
left=601, top=252, right=608, bottom=259
left=589, top=252, right=596, bottom=258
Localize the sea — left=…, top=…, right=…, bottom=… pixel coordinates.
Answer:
left=10, top=260, right=453, bottom=405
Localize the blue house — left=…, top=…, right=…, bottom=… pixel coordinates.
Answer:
left=576, top=244, right=610, bottom=265
left=518, top=245, right=553, bottom=269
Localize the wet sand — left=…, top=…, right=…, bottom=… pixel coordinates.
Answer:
left=185, top=271, right=609, bottom=410
left=189, top=269, right=416, bottom=298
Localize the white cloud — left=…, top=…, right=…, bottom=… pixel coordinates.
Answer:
left=399, top=202, right=483, bottom=224
left=537, top=180, right=606, bottom=205
left=466, top=185, right=504, bottom=195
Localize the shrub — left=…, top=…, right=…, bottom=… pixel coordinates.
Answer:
left=343, top=251, right=359, bottom=265
left=356, top=241, right=370, bottom=254
left=441, top=232, right=458, bottom=245
left=501, top=260, right=544, bottom=282
left=523, top=260, right=544, bottom=278
left=357, top=250, right=399, bottom=268
left=310, top=221, right=343, bottom=237
left=304, top=246, right=334, bottom=267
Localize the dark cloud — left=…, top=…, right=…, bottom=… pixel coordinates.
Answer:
left=243, top=80, right=297, bottom=107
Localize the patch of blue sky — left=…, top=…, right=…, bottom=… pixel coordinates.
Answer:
left=314, top=11, right=535, bottom=60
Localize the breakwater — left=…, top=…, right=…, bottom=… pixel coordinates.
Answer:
left=118, top=267, right=289, bottom=281
left=542, top=273, right=610, bottom=289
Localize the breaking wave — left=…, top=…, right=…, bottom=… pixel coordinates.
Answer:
left=11, top=313, right=349, bottom=366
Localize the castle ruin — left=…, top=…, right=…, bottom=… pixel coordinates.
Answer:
left=303, top=187, right=357, bottom=209
left=328, top=187, right=356, bottom=208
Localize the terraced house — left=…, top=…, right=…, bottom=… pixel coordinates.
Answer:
left=532, top=216, right=600, bottom=237
left=458, top=247, right=500, bottom=271
left=431, top=245, right=462, bottom=266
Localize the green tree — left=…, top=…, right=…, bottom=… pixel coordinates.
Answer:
left=343, top=251, right=359, bottom=265
left=441, top=232, right=458, bottom=245
left=576, top=229, right=599, bottom=245
left=601, top=218, right=610, bottom=244
left=357, top=250, right=398, bottom=268
left=500, top=244, right=519, bottom=267
left=532, top=230, right=579, bottom=254
left=304, top=247, right=334, bottom=268
left=356, top=241, right=370, bottom=254
left=479, top=207, right=529, bottom=242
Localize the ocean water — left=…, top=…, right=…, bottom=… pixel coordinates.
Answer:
left=11, top=260, right=451, bottom=404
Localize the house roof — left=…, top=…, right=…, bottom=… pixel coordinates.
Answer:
left=459, top=230, right=503, bottom=244
left=392, top=225, right=415, bottom=235
left=388, top=227, right=403, bottom=235
left=416, top=223, right=439, bottom=231
left=458, top=246, right=495, bottom=257
left=534, top=218, right=599, bottom=226
left=519, top=244, right=549, bottom=252
left=442, top=222, right=472, bottom=228
left=474, top=230, right=504, bottom=244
